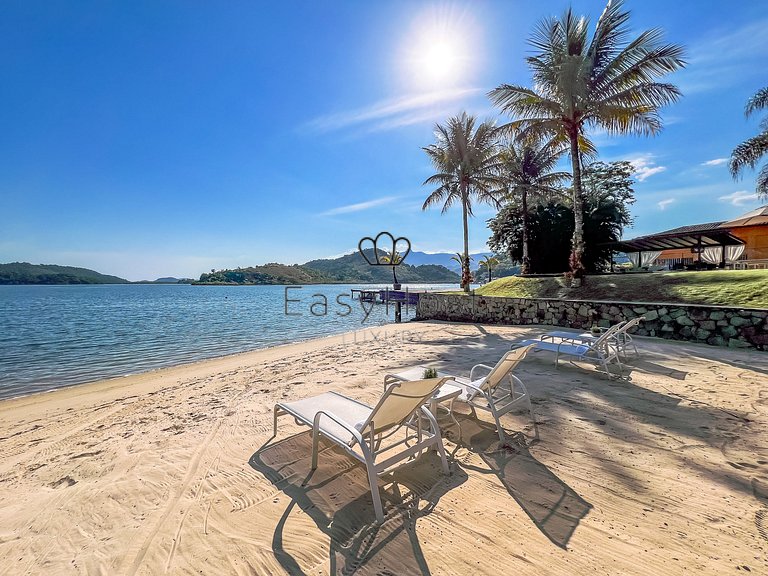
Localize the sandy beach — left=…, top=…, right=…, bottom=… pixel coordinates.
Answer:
left=1, top=320, right=766, bottom=575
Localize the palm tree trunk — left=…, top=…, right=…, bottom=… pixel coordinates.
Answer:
left=569, top=131, right=586, bottom=278
left=461, top=183, right=470, bottom=292
left=521, top=186, right=530, bottom=275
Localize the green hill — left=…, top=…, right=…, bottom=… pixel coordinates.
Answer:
left=196, top=263, right=330, bottom=285
left=0, top=262, right=129, bottom=285
left=303, top=249, right=459, bottom=284
left=195, top=250, right=460, bottom=285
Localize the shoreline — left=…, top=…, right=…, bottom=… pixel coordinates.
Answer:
left=0, top=322, right=428, bottom=412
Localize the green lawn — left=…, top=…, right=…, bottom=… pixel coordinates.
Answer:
left=472, top=269, right=768, bottom=308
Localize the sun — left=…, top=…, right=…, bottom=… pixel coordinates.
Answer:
left=400, top=7, right=477, bottom=90
left=418, top=40, right=461, bottom=85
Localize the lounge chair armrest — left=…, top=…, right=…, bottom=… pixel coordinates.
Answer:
left=469, top=363, right=494, bottom=381
left=312, top=410, right=364, bottom=445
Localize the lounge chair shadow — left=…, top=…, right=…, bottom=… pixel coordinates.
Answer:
left=250, top=431, right=468, bottom=575
left=620, top=356, right=688, bottom=381
left=442, top=412, right=592, bottom=549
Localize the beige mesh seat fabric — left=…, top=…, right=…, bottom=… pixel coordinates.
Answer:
left=273, top=378, right=451, bottom=522
left=444, top=346, right=536, bottom=443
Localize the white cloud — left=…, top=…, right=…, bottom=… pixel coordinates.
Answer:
left=702, top=158, right=728, bottom=166
left=629, top=156, right=667, bottom=182
left=718, top=191, right=760, bottom=206
left=319, top=196, right=398, bottom=216
left=657, top=199, right=675, bottom=210
left=303, top=87, right=481, bottom=133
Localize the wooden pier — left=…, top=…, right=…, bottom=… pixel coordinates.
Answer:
left=350, top=289, right=421, bottom=306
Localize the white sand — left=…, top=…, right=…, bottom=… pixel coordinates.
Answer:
left=0, top=321, right=766, bottom=575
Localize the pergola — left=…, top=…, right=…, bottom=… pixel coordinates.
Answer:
left=609, top=222, right=745, bottom=267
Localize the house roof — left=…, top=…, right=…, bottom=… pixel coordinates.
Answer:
left=610, top=223, right=744, bottom=253
left=720, top=205, right=768, bottom=228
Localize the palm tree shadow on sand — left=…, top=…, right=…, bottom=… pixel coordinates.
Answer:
left=250, top=432, right=468, bottom=575
left=443, top=410, right=592, bottom=549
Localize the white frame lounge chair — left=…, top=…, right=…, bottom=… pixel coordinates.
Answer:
left=385, top=346, right=536, bottom=444
left=514, top=323, right=624, bottom=378
left=273, top=378, right=451, bottom=522
left=542, top=316, right=644, bottom=359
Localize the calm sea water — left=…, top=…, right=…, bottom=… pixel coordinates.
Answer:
left=0, top=283, right=452, bottom=400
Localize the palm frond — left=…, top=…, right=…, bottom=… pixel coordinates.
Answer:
left=730, top=133, right=768, bottom=175
left=745, top=87, right=768, bottom=117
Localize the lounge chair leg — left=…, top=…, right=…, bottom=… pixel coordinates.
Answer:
left=362, top=451, right=384, bottom=522
left=311, top=430, right=320, bottom=470
left=273, top=405, right=279, bottom=437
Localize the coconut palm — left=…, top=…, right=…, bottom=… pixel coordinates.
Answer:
left=380, top=250, right=403, bottom=287
left=488, top=0, right=685, bottom=276
left=451, top=252, right=474, bottom=288
left=496, top=135, right=569, bottom=274
left=423, top=112, right=502, bottom=292
left=477, top=256, right=499, bottom=283
left=730, top=87, right=768, bottom=199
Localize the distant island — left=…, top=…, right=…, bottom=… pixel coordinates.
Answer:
left=195, top=249, right=460, bottom=285
left=0, top=251, right=461, bottom=286
left=0, top=262, right=130, bottom=285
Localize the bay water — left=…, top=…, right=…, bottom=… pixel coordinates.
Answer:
left=0, top=283, right=451, bottom=400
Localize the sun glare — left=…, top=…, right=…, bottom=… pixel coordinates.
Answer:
left=400, top=6, right=478, bottom=90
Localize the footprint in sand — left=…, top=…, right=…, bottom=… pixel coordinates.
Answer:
left=50, top=476, right=77, bottom=489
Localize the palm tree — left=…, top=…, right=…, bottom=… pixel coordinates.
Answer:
left=730, top=87, right=768, bottom=198
left=423, top=112, right=502, bottom=292
left=496, top=135, right=569, bottom=274
left=488, top=0, right=685, bottom=277
left=450, top=252, right=474, bottom=288
left=380, top=249, right=403, bottom=288
left=477, top=256, right=499, bottom=283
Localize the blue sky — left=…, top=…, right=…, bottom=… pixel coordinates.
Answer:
left=0, top=0, right=765, bottom=281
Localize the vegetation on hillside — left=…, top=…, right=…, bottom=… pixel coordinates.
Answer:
left=473, top=270, right=768, bottom=308
left=0, top=262, right=129, bottom=284
left=195, top=250, right=460, bottom=285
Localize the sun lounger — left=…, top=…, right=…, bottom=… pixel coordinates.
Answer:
left=514, top=323, right=623, bottom=378
left=543, top=316, right=644, bottom=359
left=273, top=377, right=451, bottom=522
left=386, top=346, right=536, bottom=444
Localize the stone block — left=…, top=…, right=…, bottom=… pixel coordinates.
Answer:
left=633, top=306, right=648, bottom=314
left=661, top=323, right=675, bottom=332
left=694, top=328, right=711, bottom=340
left=698, top=320, right=716, bottom=330
left=728, top=338, right=753, bottom=348
left=643, top=310, right=659, bottom=321
left=661, top=315, right=672, bottom=322
left=707, top=335, right=725, bottom=346
left=720, top=325, right=738, bottom=338
left=669, top=309, right=686, bottom=319
left=717, top=320, right=729, bottom=327
left=730, top=316, right=750, bottom=327
left=675, top=315, right=695, bottom=326
left=680, top=326, right=693, bottom=338
left=709, top=311, right=726, bottom=321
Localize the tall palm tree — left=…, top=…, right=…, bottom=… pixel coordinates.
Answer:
left=496, top=135, right=569, bottom=274
left=477, top=255, right=499, bottom=283
left=423, top=112, right=502, bottom=292
left=488, top=0, right=685, bottom=277
left=730, top=87, right=768, bottom=199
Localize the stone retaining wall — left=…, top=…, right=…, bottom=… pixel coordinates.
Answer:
left=416, top=293, right=768, bottom=350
